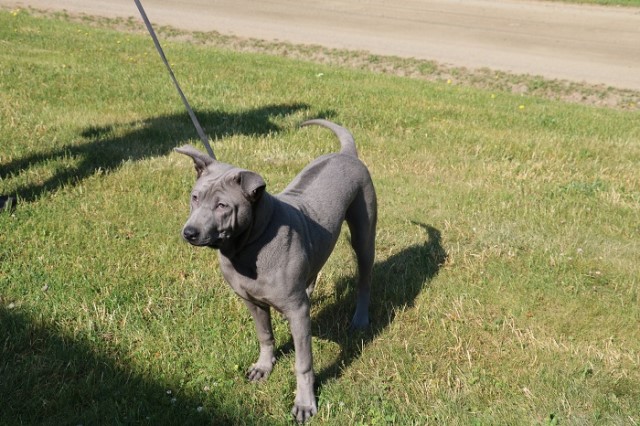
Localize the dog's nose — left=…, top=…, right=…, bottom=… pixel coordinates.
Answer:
left=182, top=226, right=200, bottom=242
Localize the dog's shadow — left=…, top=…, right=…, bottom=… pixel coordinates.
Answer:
left=0, top=103, right=313, bottom=204
left=277, top=223, right=447, bottom=392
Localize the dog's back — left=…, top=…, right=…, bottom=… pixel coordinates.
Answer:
left=278, top=120, right=375, bottom=239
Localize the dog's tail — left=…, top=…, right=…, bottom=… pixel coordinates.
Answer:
left=301, top=119, right=358, bottom=158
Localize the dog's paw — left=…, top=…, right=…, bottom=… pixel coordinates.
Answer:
left=246, top=364, right=272, bottom=381
left=350, top=313, right=370, bottom=331
left=291, top=401, right=318, bottom=423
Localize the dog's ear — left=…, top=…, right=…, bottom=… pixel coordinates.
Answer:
left=174, top=145, right=215, bottom=179
left=230, top=170, right=266, bottom=203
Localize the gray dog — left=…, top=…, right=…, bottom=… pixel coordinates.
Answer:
left=176, top=119, right=377, bottom=422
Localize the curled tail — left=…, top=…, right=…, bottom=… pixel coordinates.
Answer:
left=301, top=119, right=358, bottom=158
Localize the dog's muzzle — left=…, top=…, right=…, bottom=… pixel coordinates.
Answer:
left=182, top=226, right=223, bottom=248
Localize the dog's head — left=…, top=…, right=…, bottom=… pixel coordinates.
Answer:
left=175, top=145, right=266, bottom=251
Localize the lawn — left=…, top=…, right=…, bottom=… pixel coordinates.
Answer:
left=1, top=9, right=639, bottom=425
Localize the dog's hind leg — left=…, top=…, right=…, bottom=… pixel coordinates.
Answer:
left=345, top=188, right=377, bottom=330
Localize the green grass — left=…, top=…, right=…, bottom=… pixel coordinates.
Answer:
left=1, top=9, right=639, bottom=425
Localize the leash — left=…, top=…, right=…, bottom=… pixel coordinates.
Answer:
left=133, top=0, right=216, bottom=159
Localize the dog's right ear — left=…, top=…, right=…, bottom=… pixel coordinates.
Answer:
left=174, top=145, right=215, bottom=179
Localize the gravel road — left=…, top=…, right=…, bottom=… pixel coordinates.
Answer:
left=3, top=0, right=640, bottom=90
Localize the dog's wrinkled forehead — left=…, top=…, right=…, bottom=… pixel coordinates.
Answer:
left=193, top=162, right=236, bottom=191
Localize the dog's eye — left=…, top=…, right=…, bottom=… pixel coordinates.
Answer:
left=191, top=193, right=199, bottom=204
left=216, top=202, right=228, bottom=209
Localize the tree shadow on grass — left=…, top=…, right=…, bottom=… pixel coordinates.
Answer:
left=0, top=307, right=244, bottom=425
left=277, top=223, right=447, bottom=396
left=0, top=103, right=312, bottom=204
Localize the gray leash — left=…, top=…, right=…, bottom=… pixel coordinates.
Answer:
left=133, top=0, right=216, bottom=159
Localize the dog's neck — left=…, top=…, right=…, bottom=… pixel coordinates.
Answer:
left=219, top=192, right=275, bottom=259
left=246, top=192, right=275, bottom=246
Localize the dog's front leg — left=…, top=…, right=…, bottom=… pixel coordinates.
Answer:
left=244, top=300, right=276, bottom=381
left=287, top=303, right=317, bottom=422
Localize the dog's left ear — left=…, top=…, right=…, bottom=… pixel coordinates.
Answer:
left=231, top=170, right=266, bottom=203
left=174, top=145, right=215, bottom=179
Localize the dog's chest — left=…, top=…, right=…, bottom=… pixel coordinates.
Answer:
left=218, top=248, right=310, bottom=312
left=218, top=254, right=279, bottom=307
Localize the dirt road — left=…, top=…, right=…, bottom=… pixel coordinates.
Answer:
left=3, top=0, right=640, bottom=90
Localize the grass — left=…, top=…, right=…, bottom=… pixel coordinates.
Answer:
left=14, top=7, right=640, bottom=112
left=59, top=12, right=640, bottom=112
left=1, top=8, right=639, bottom=425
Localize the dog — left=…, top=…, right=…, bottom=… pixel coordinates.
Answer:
left=175, top=119, right=377, bottom=422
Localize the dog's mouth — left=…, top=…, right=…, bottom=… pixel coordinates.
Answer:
left=206, top=237, right=224, bottom=249
left=182, top=226, right=226, bottom=249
